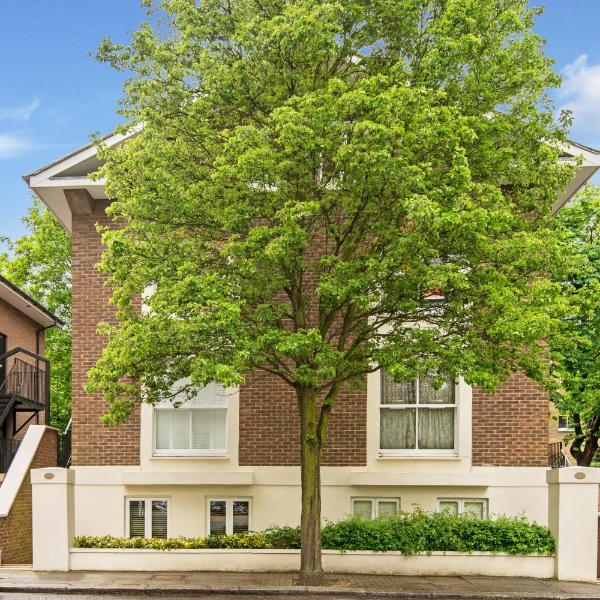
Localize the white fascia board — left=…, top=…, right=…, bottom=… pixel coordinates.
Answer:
left=0, top=279, right=58, bottom=327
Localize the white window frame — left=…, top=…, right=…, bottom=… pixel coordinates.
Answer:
left=153, top=384, right=228, bottom=457
left=206, top=497, right=252, bottom=536
left=379, top=372, right=458, bottom=457
left=125, top=497, right=170, bottom=538
left=352, top=497, right=400, bottom=520
left=438, top=498, right=488, bottom=518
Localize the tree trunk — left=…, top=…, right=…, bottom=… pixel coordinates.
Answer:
left=297, top=386, right=324, bottom=586
left=575, top=435, right=598, bottom=466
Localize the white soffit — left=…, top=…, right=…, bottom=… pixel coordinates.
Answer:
left=23, top=129, right=136, bottom=232
left=0, top=276, right=61, bottom=327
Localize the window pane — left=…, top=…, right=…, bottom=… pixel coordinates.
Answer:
left=192, top=410, right=211, bottom=449
left=232, top=501, right=249, bottom=534
left=380, top=408, right=416, bottom=449
left=129, top=500, right=146, bottom=538
left=353, top=500, right=373, bottom=520
left=155, top=411, right=172, bottom=450
left=558, top=416, right=569, bottom=429
left=151, top=500, right=168, bottom=539
left=381, top=371, right=416, bottom=405
left=419, top=376, right=455, bottom=404
left=463, top=501, right=485, bottom=519
left=418, top=407, right=455, bottom=450
left=378, top=501, right=398, bottom=518
left=213, top=410, right=227, bottom=450
left=439, top=501, right=459, bottom=515
left=172, top=410, right=190, bottom=449
left=210, top=500, right=227, bottom=536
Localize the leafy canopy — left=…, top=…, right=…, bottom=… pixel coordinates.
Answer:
left=89, top=0, right=574, bottom=423
left=551, top=185, right=600, bottom=460
left=0, top=199, right=72, bottom=429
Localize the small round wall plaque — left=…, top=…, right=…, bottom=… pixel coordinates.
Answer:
left=574, top=472, right=586, bottom=480
left=43, top=473, right=55, bottom=480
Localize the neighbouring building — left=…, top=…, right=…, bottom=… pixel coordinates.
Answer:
left=24, top=135, right=600, bottom=569
left=0, top=275, right=61, bottom=564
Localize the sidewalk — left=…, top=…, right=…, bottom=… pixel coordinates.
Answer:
left=0, top=569, right=600, bottom=598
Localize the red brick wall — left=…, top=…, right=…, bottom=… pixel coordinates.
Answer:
left=239, top=370, right=367, bottom=466
left=71, top=201, right=140, bottom=466
left=0, top=297, right=47, bottom=436
left=0, top=427, right=56, bottom=564
left=472, top=371, right=548, bottom=467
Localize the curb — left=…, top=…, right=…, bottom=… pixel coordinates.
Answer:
left=0, top=585, right=587, bottom=599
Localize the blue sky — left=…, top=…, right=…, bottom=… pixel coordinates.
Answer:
left=1, top=1, right=600, bottom=239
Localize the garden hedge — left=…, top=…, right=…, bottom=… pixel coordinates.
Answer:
left=74, top=510, right=555, bottom=555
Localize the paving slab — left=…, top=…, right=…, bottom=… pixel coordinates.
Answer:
left=0, top=569, right=599, bottom=598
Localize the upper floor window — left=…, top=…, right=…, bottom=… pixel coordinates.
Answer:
left=558, top=415, right=573, bottom=431
left=154, top=382, right=227, bottom=456
left=379, top=370, right=456, bottom=455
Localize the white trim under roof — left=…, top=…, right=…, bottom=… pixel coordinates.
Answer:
left=24, top=135, right=600, bottom=232
left=24, top=128, right=139, bottom=231
left=0, top=276, right=62, bottom=328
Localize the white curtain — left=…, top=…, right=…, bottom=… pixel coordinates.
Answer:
left=418, top=408, right=454, bottom=449
left=380, top=408, right=416, bottom=449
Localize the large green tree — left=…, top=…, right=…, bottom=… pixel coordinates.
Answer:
left=552, top=185, right=600, bottom=466
left=0, top=199, right=72, bottom=430
left=90, top=0, right=574, bottom=583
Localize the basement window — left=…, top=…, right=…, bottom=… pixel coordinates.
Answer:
left=126, top=498, right=169, bottom=539
left=352, top=497, right=400, bottom=520
left=207, top=498, right=251, bottom=536
left=438, top=498, right=488, bottom=519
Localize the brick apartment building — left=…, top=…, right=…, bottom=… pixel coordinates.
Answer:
left=24, top=134, right=600, bottom=544
left=0, top=275, right=60, bottom=563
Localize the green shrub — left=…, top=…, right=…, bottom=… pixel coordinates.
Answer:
left=73, top=511, right=555, bottom=555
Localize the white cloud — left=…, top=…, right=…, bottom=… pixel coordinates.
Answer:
left=0, top=133, right=31, bottom=158
left=559, top=55, right=600, bottom=136
left=0, top=98, right=41, bottom=121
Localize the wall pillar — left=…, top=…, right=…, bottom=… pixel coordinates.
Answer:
left=547, top=467, right=600, bottom=582
left=31, top=467, right=74, bottom=571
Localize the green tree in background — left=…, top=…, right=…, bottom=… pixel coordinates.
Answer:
left=89, top=0, right=574, bottom=583
left=0, top=199, right=71, bottom=430
left=552, top=185, right=600, bottom=466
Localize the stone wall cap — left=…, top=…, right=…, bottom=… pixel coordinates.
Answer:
left=546, top=466, right=600, bottom=484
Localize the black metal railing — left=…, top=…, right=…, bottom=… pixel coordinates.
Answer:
left=0, top=437, right=20, bottom=473
left=0, top=347, right=50, bottom=425
left=549, top=441, right=570, bottom=468
left=57, top=419, right=72, bottom=468
left=2, top=358, right=48, bottom=406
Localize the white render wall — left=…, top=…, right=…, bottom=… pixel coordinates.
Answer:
left=69, top=465, right=549, bottom=539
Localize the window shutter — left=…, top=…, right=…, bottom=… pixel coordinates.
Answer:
left=213, top=410, right=226, bottom=450
left=192, top=410, right=211, bottom=449
left=232, top=501, right=249, bottom=534
left=129, top=500, right=146, bottom=538
left=439, top=501, right=459, bottom=515
left=172, top=410, right=190, bottom=449
left=378, top=501, right=398, bottom=517
left=209, top=500, right=227, bottom=536
left=151, top=500, right=168, bottom=539
left=155, top=411, right=172, bottom=450
left=353, top=500, right=373, bottom=520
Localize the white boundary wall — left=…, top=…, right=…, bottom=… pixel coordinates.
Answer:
left=70, top=548, right=555, bottom=578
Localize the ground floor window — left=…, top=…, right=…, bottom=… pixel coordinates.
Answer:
left=126, top=498, right=169, bottom=538
left=208, top=498, right=251, bottom=535
left=438, top=498, right=488, bottom=519
left=352, top=497, right=400, bottom=520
